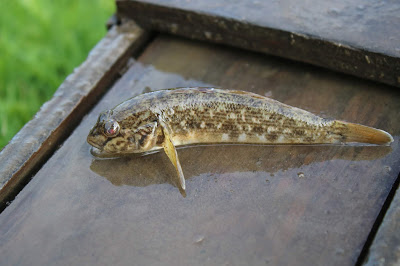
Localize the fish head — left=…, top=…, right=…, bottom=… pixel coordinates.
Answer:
left=87, top=109, right=160, bottom=154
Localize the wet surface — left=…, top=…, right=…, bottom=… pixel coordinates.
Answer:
left=118, top=0, right=400, bottom=88
left=1, top=35, right=400, bottom=265
left=126, top=0, right=400, bottom=56
left=91, top=144, right=394, bottom=190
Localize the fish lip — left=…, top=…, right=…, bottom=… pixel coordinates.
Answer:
left=87, top=138, right=102, bottom=151
left=87, top=125, right=106, bottom=150
left=90, top=147, right=109, bottom=158
left=86, top=131, right=105, bottom=151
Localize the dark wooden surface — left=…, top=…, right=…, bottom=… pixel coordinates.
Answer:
left=117, top=0, right=400, bottom=88
left=0, top=20, right=150, bottom=210
left=0, top=33, right=399, bottom=265
left=364, top=181, right=400, bottom=266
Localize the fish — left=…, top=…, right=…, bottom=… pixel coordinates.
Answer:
left=87, top=87, right=393, bottom=192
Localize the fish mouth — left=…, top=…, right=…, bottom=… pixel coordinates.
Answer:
left=90, top=147, right=110, bottom=158
left=87, top=135, right=102, bottom=150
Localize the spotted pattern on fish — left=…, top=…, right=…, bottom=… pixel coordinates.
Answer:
left=87, top=87, right=393, bottom=155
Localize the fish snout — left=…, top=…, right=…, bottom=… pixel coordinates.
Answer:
left=87, top=125, right=105, bottom=149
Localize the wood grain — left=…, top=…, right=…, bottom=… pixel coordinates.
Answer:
left=0, top=35, right=399, bottom=266
left=117, top=0, right=400, bottom=88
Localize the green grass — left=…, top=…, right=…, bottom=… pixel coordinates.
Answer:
left=0, top=0, right=114, bottom=149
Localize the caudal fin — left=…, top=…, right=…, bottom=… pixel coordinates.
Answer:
left=337, top=121, right=393, bottom=145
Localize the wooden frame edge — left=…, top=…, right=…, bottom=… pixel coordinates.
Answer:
left=0, top=19, right=151, bottom=210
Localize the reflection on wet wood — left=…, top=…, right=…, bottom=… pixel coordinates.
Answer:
left=0, top=35, right=399, bottom=266
left=117, top=0, right=400, bottom=87
left=0, top=20, right=150, bottom=210
left=91, top=145, right=392, bottom=189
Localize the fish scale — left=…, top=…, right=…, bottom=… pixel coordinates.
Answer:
left=87, top=87, right=393, bottom=194
left=161, top=96, right=329, bottom=145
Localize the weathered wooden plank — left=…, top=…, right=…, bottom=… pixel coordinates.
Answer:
left=364, top=181, right=400, bottom=266
left=0, top=35, right=399, bottom=266
left=116, top=0, right=400, bottom=88
left=0, top=20, right=150, bottom=210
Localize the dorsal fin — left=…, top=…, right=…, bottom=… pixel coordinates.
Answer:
left=223, top=89, right=271, bottom=100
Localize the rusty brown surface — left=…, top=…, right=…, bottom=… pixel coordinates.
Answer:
left=116, top=0, right=400, bottom=88
left=0, top=20, right=151, bottom=210
left=0, top=35, right=399, bottom=265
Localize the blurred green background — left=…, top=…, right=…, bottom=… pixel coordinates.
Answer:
left=0, top=0, right=114, bottom=149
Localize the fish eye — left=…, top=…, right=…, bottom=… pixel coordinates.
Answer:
left=103, top=119, right=120, bottom=137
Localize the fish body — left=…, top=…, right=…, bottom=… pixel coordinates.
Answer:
left=87, top=87, right=393, bottom=192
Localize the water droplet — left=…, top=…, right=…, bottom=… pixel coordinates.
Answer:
left=264, top=91, right=273, bottom=97
left=194, top=235, right=205, bottom=244
left=356, top=5, right=365, bottom=11
left=335, top=247, right=345, bottom=255
left=297, top=172, right=305, bottom=178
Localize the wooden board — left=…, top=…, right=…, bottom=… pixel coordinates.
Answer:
left=364, top=181, right=400, bottom=266
left=0, top=20, right=150, bottom=210
left=0, top=34, right=399, bottom=266
left=117, top=0, right=400, bottom=88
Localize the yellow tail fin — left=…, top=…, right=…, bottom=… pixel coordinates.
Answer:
left=337, top=121, right=393, bottom=145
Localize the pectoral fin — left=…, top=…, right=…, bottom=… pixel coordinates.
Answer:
left=159, top=120, right=186, bottom=193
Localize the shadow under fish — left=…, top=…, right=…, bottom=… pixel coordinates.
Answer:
left=90, top=144, right=393, bottom=197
